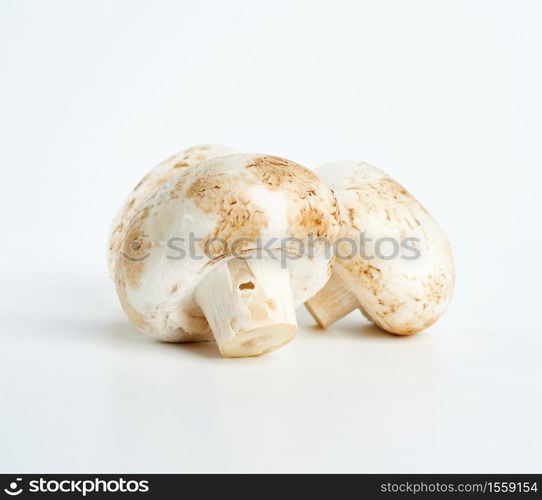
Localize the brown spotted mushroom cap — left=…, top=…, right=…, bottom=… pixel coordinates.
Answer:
left=108, top=144, right=238, bottom=278
left=113, top=153, right=340, bottom=341
left=316, top=161, right=455, bottom=334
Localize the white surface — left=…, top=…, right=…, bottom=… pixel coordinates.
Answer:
left=1, top=0, right=541, bottom=473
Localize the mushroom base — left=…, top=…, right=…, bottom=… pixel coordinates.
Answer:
left=220, top=323, right=297, bottom=358
left=195, top=257, right=298, bottom=357
left=304, top=273, right=360, bottom=328
left=305, top=272, right=437, bottom=335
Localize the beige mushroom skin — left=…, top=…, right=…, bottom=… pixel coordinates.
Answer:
left=112, top=153, right=340, bottom=357
left=108, top=144, right=238, bottom=279
left=305, top=161, right=455, bottom=335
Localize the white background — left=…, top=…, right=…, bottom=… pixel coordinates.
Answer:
left=1, top=0, right=541, bottom=472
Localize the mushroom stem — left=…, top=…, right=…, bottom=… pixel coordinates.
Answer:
left=195, top=257, right=297, bottom=357
left=305, top=273, right=359, bottom=328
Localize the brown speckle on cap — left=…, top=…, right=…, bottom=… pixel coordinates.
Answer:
left=133, top=176, right=147, bottom=191
left=246, top=155, right=296, bottom=190
left=116, top=205, right=153, bottom=289
left=187, top=174, right=268, bottom=255
left=173, top=161, right=189, bottom=169
left=246, top=156, right=340, bottom=241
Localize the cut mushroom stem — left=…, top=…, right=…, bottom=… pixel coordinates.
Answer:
left=305, top=273, right=359, bottom=328
left=195, top=257, right=297, bottom=357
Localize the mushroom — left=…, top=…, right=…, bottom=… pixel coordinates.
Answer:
left=108, top=143, right=238, bottom=278
left=305, top=161, right=454, bottom=335
left=112, top=153, right=340, bottom=357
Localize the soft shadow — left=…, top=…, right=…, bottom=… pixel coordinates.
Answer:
left=104, top=319, right=224, bottom=359
left=169, top=340, right=223, bottom=359
left=306, top=319, right=416, bottom=342
left=337, top=322, right=404, bottom=340
left=103, top=319, right=154, bottom=345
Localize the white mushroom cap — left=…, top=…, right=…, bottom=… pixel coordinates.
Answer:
left=113, top=153, right=340, bottom=353
left=108, top=144, right=238, bottom=278
left=308, top=161, right=454, bottom=335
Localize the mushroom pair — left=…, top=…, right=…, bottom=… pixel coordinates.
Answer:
left=109, top=145, right=454, bottom=357
left=109, top=145, right=340, bottom=357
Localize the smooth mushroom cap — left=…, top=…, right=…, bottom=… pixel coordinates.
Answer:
left=108, top=144, right=238, bottom=278
left=114, top=153, right=340, bottom=342
left=315, top=161, right=455, bottom=334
